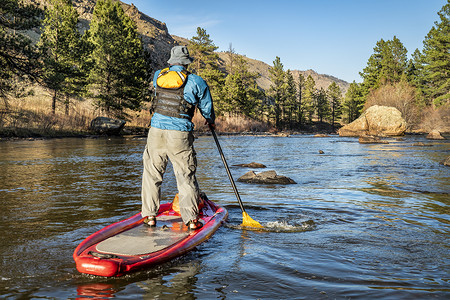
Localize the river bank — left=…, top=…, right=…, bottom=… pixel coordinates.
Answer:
left=0, top=118, right=330, bottom=140
left=2, top=89, right=449, bottom=141
left=1, top=126, right=444, bottom=144
left=1, top=105, right=448, bottom=141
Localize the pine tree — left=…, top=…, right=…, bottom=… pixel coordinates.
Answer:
left=316, top=87, right=329, bottom=123
left=234, top=55, right=264, bottom=118
left=189, top=27, right=218, bottom=73
left=222, top=72, right=246, bottom=114
left=420, top=0, right=450, bottom=106
left=86, top=0, right=146, bottom=119
left=284, top=70, right=297, bottom=129
left=360, top=37, right=408, bottom=97
left=0, top=0, right=41, bottom=103
left=225, top=43, right=236, bottom=74
left=222, top=50, right=262, bottom=118
left=327, top=82, right=342, bottom=131
left=38, top=0, right=83, bottom=114
left=380, top=36, right=408, bottom=84
left=359, top=39, right=385, bottom=93
left=342, top=81, right=364, bottom=123
left=303, top=75, right=316, bottom=123
left=188, top=27, right=224, bottom=109
left=268, top=56, right=286, bottom=129
left=296, top=73, right=305, bottom=127
left=404, top=49, right=428, bottom=107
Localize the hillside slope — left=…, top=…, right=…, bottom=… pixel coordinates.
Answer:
left=174, top=35, right=349, bottom=93
left=28, top=0, right=176, bottom=71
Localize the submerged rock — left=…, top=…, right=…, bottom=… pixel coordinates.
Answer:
left=233, top=162, right=267, bottom=168
left=238, top=170, right=296, bottom=184
left=314, top=134, right=330, bottom=137
left=358, top=135, right=389, bottom=144
left=339, top=105, right=406, bottom=137
left=440, top=156, right=450, bottom=167
left=413, top=142, right=433, bottom=147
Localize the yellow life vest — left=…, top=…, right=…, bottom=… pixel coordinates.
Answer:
left=153, top=68, right=195, bottom=120
left=156, top=68, right=189, bottom=89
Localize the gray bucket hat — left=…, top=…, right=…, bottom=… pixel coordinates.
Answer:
left=167, top=45, right=194, bottom=65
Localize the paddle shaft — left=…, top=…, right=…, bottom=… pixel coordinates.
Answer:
left=209, top=126, right=246, bottom=213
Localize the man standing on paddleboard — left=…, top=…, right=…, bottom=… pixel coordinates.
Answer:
left=141, top=45, right=215, bottom=230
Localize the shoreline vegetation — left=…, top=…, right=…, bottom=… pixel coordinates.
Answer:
left=1, top=85, right=448, bottom=141
left=0, top=100, right=445, bottom=141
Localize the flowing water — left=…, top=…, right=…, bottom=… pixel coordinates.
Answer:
left=0, top=134, right=448, bottom=299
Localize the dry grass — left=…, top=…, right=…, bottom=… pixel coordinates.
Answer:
left=0, top=84, right=271, bottom=137
left=417, top=106, right=450, bottom=133
left=0, top=86, right=96, bottom=137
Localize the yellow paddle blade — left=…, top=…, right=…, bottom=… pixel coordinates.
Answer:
left=241, top=212, right=263, bottom=228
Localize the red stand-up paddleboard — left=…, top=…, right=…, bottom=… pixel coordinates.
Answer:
left=73, top=195, right=228, bottom=277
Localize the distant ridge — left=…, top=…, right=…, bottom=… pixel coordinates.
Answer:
left=173, top=35, right=349, bottom=93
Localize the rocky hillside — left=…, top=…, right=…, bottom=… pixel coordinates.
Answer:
left=28, top=0, right=349, bottom=93
left=27, top=0, right=176, bottom=71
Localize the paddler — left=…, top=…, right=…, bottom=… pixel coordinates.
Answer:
left=141, top=45, right=215, bottom=230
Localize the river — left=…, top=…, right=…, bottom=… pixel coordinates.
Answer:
left=0, top=134, right=448, bottom=299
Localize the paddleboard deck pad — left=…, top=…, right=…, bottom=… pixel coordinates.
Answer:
left=73, top=197, right=228, bottom=277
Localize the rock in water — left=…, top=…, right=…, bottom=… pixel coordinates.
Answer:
left=413, top=142, right=433, bottom=147
left=238, top=170, right=296, bottom=184
left=339, top=105, right=406, bottom=137
left=238, top=171, right=257, bottom=182
left=426, top=130, right=445, bottom=140
left=90, top=117, right=126, bottom=135
left=233, top=162, right=267, bottom=168
left=358, top=135, right=389, bottom=144
left=440, top=156, right=450, bottom=166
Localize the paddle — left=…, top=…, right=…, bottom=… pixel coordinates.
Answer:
left=208, top=124, right=262, bottom=228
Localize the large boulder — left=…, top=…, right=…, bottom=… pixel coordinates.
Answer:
left=339, top=105, right=406, bottom=137
left=90, top=117, right=126, bottom=135
left=237, top=170, right=296, bottom=185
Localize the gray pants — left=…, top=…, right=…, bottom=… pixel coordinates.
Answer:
left=141, top=127, right=199, bottom=224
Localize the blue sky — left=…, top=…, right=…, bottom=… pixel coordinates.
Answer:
left=121, top=0, right=445, bottom=83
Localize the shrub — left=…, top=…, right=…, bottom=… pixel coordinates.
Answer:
left=417, top=106, right=450, bottom=133
left=365, top=81, right=419, bottom=130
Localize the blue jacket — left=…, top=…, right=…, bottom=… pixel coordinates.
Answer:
left=151, top=65, right=215, bottom=132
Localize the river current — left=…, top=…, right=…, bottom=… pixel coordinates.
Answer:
left=0, top=134, right=448, bottom=299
